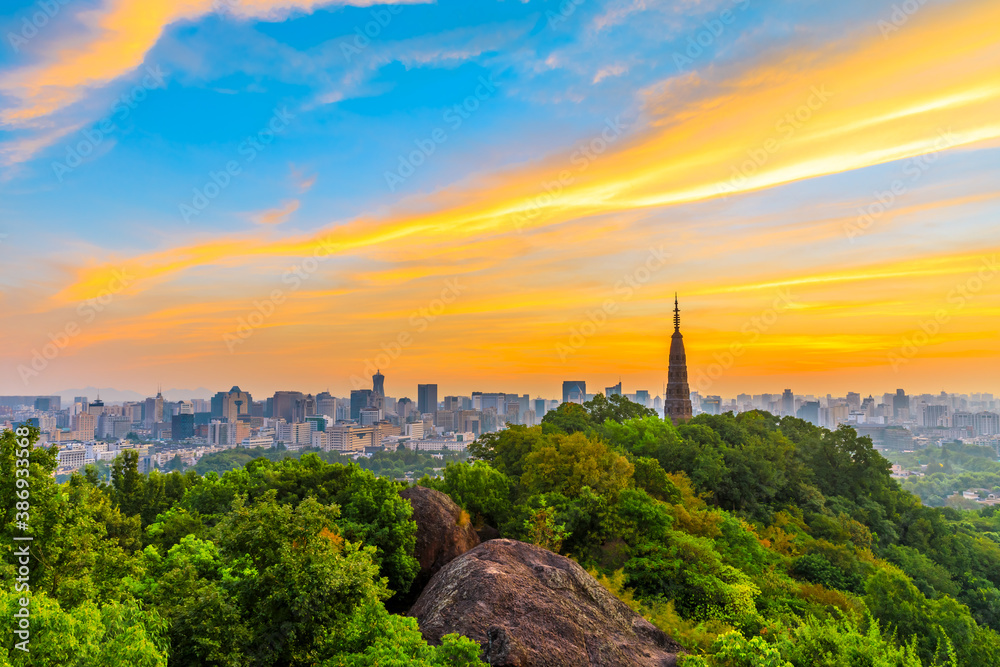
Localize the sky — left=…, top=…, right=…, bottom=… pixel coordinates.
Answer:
left=0, top=0, right=998, bottom=401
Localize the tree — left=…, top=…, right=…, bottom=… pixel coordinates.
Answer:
left=584, top=393, right=657, bottom=425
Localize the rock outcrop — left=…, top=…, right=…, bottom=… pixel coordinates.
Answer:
left=399, top=486, right=480, bottom=594
left=410, top=539, right=683, bottom=666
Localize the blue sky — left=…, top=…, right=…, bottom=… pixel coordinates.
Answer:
left=1, top=0, right=998, bottom=398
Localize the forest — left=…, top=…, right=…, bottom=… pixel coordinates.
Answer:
left=4, top=394, right=1000, bottom=666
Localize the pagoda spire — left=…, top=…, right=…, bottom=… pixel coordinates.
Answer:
left=673, top=293, right=680, bottom=333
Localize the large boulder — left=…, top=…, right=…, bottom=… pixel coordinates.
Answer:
left=399, top=485, right=480, bottom=594
left=411, top=539, right=683, bottom=666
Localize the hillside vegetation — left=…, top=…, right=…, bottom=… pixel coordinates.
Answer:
left=4, top=396, right=1000, bottom=666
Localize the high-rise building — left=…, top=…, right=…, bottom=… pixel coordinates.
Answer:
left=974, top=412, right=1000, bottom=436
left=606, top=382, right=622, bottom=397
left=893, top=389, right=910, bottom=420
left=634, top=390, right=651, bottom=408
left=781, top=389, right=794, bottom=417
left=663, top=295, right=693, bottom=424
left=443, top=396, right=462, bottom=411
left=372, top=370, right=385, bottom=411
left=562, top=381, right=586, bottom=405
left=144, top=390, right=164, bottom=429
left=922, top=404, right=948, bottom=427
left=272, top=391, right=306, bottom=423
left=73, top=412, right=96, bottom=441
left=171, top=414, right=195, bottom=440
left=316, top=392, right=337, bottom=419
left=211, top=386, right=253, bottom=423
left=350, top=390, right=372, bottom=421
left=797, top=401, right=820, bottom=426
left=533, top=397, right=547, bottom=419
left=417, top=384, right=438, bottom=415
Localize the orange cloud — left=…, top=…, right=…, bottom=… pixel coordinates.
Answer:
left=253, top=199, right=300, bottom=225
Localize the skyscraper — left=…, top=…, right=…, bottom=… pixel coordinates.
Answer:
left=417, top=384, right=438, bottom=415
left=371, top=370, right=385, bottom=411
left=350, top=390, right=372, bottom=421
left=781, top=389, right=794, bottom=417
left=606, top=381, right=622, bottom=397
left=663, top=295, right=692, bottom=424
left=562, top=381, right=586, bottom=405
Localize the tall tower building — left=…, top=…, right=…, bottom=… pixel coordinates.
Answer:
left=417, top=384, right=438, bottom=415
left=371, top=370, right=385, bottom=412
left=664, top=295, right=693, bottom=424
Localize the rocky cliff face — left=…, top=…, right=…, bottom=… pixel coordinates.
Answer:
left=410, top=539, right=683, bottom=667
left=399, top=485, right=480, bottom=595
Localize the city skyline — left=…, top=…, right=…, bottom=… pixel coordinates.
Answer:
left=2, top=0, right=999, bottom=398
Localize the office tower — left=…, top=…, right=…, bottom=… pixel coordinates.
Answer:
left=974, top=412, right=1000, bottom=436
left=634, top=390, right=651, bottom=408
left=397, top=397, right=414, bottom=421
left=417, top=384, right=438, bottom=415
left=797, top=401, right=820, bottom=426
left=371, top=370, right=385, bottom=410
left=562, top=381, right=586, bottom=405
left=171, top=414, right=195, bottom=440
left=177, top=400, right=194, bottom=415
left=443, top=396, right=462, bottom=411
left=144, top=389, right=164, bottom=429
left=87, top=396, right=105, bottom=417
left=316, top=392, right=337, bottom=419
left=33, top=396, right=61, bottom=411
left=350, top=390, right=372, bottom=421
left=505, top=401, right=520, bottom=425
left=664, top=295, right=693, bottom=424
left=211, top=386, right=253, bottom=423
left=701, top=396, right=721, bottom=415
left=272, top=391, right=306, bottom=423
left=781, top=389, right=794, bottom=417
left=73, top=412, right=96, bottom=441
left=893, top=389, right=910, bottom=420
left=606, top=382, right=622, bottom=397
left=846, top=392, right=861, bottom=409
left=922, top=404, right=948, bottom=427
left=292, top=394, right=315, bottom=423
left=533, top=397, right=547, bottom=419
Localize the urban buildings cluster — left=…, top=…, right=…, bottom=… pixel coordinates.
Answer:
left=2, top=298, right=996, bottom=474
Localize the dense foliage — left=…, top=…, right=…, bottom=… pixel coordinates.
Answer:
left=6, top=395, right=1000, bottom=666
left=429, top=400, right=1000, bottom=666
left=884, top=442, right=1000, bottom=508
left=191, top=447, right=465, bottom=481
left=1, top=429, right=484, bottom=666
